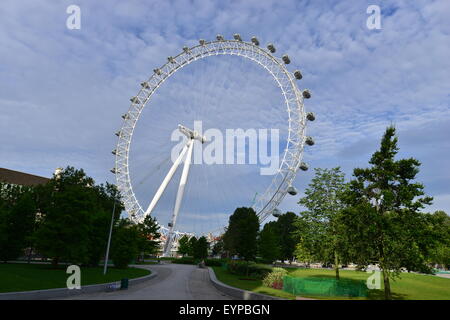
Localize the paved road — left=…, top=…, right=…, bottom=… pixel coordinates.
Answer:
left=64, top=263, right=233, bottom=300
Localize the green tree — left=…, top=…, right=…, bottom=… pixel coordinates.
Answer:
left=33, top=167, right=95, bottom=266
left=296, top=167, right=347, bottom=279
left=258, top=221, right=280, bottom=263
left=137, top=215, right=161, bottom=260
left=110, top=218, right=140, bottom=268
left=194, top=236, right=209, bottom=260
left=427, top=211, right=450, bottom=269
left=178, top=235, right=190, bottom=257
left=86, top=183, right=123, bottom=266
left=211, top=237, right=224, bottom=257
left=188, top=236, right=198, bottom=257
left=223, top=207, right=260, bottom=265
left=0, top=184, right=37, bottom=262
left=275, top=212, right=297, bottom=262
left=294, top=239, right=314, bottom=267
left=33, top=167, right=121, bottom=267
left=339, top=126, right=434, bottom=299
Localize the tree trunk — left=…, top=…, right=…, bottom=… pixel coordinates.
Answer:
left=382, top=269, right=392, bottom=300
left=52, top=257, right=59, bottom=268
left=27, top=247, right=33, bottom=264
left=334, top=251, right=340, bottom=280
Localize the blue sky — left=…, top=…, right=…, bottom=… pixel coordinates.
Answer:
left=0, top=0, right=449, bottom=234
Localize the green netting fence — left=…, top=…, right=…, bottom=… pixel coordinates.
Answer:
left=282, top=275, right=368, bottom=297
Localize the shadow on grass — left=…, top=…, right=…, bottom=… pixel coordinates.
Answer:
left=367, top=289, right=407, bottom=300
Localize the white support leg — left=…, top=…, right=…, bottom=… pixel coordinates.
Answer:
left=144, top=142, right=190, bottom=217
left=164, top=139, right=194, bottom=256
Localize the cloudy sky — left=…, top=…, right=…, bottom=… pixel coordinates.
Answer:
left=1, top=0, right=449, bottom=234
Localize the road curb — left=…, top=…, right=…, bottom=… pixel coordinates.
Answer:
left=207, top=267, right=285, bottom=300
left=0, top=267, right=157, bottom=300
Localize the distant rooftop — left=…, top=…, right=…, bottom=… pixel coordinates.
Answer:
left=0, top=168, right=50, bottom=186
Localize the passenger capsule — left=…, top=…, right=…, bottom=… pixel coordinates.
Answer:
left=141, top=82, right=150, bottom=89
left=294, top=70, right=303, bottom=80
left=216, top=34, right=224, bottom=41
left=112, top=149, right=117, bottom=155
left=272, top=208, right=282, bottom=218
left=183, top=46, right=190, bottom=53
left=110, top=168, right=116, bottom=174
left=251, top=36, right=260, bottom=46
left=154, top=68, right=161, bottom=75
left=267, top=43, right=276, bottom=53
left=282, top=55, right=291, bottom=64
left=233, top=34, right=242, bottom=41
left=115, top=131, right=121, bottom=137
left=130, top=97, right=140, bottom=104
left=168, top=222, right=173, bottom=227
left=306, top=112, right=315, bottom=121
left=299, top=162, right=309, bottom=171
left=287, top=186, right=298, bottom=196
left=199, top=39, right=206, bottom=45
left=302, top=89, right=311, bottom=99
left=167, top=56, right=175, bottom=64
left=305, top=136, right=315, bottom=146
left=121, top=114, right=129, bottom=120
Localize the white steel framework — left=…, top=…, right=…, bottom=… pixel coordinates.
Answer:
left=113, top=35, right=314, bottom=251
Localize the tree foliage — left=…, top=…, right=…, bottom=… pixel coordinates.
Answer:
left=0, top=184, right=37, bottom=262
left=110, top=218, right=140, bottom=268
left=211, top=237, right=224, bottom=257
left=33, top=166, right=123, bottom=267
left=295, top=167, right=347, bottom=278
left=223, top=207, right=260, bottom=262
left=137, top=215, right=161, bottom=259
left=193, top=236, right=209, bottom=260
left=177, top=235, right=190, bottom=256
left=275, top=212, right=297, bottom=261
left=338, top=126, right=435, bottom=299
left=258, top=221, right=280, bottom=263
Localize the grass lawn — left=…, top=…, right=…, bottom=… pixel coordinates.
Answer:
left=212, top=266, right=297, bottom=300
left=0, top=263, right=150, bottom=293
left=212, top=266, right=450, bottom=300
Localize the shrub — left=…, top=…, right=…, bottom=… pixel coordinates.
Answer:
left=171, top=257, right=196, bottom=265
left=204, top=258, right=226, bottom=267
left=226, top=261, right=272, bottom=279
left=111, top=219, right=140, bottom=269
left=262, top=267, right=288, bottom=289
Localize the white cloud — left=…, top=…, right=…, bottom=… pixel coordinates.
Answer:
left=0, top=0, right=449, bottom=233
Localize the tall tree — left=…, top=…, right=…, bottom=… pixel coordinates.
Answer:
left=339, top=126, right=434, bottom=299
left=137, top=215, right=161, bottom=260
left=33, top=167, right=121, bottom=267
left=86, top=183, right=123, bottom=266
left=110, top=218, right=140, bottom=268
left=211, top=237, right=224, bottom=257
left=193, top=236, right=209, bottom=260
left=258, top=221, right=280, bottom=263
left=178, top=235, right=190, bottom=257
left=188, top=236, right=198, bottom=257
left=0, top=184, right=37, bottom=262
left=427, top=211, right=450, bottom=269
left=223, top=207, right=260, bottom=263
left=275, top=212, right=298, bottom=262
left=295, top=167, right=347, bottom=279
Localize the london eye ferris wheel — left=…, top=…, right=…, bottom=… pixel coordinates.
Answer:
left=111, top=34, right=315, bottom=255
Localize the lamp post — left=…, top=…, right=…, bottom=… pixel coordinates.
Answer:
left=103, top=197, right=116, bottom=275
